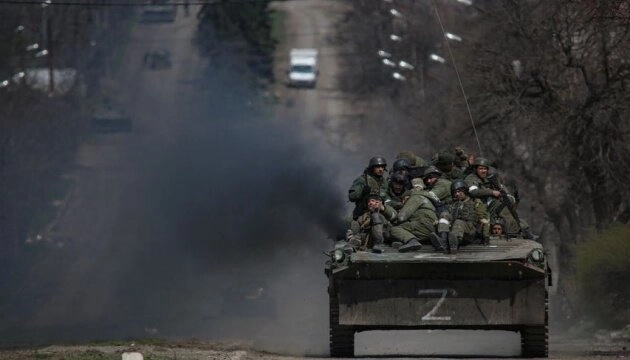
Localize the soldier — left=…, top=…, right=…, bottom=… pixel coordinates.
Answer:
left=391, top=158, right=411, bottom=180
left=395, top=150, right=426, bottom=180
left=422, top=165, right=452, bottom=205
left=433, top=151, right=464, bottom=181
left=390, top=179, right=438, bottom=253
left=489, top=218, right=507, bottom=240
left=348, top=194, right=397, bottom=253
left=464, top=157, right=502, bottom=201
left=435, top=180, right=490, bottom=253
left=465, top=157, right=536, bottom=239
left=384, top=172, right=409, bottom=211
left=348, top=156, right=389, bottom=220
left=453, top=146, right=471, bottom=172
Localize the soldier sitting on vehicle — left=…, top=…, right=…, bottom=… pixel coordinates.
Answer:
left=391, top=158, right=411, bottom=181
left=422, top=165, right=452, bottom=205
left=347, top=193, right=396, bottom=253
left=481, top=163, right=538, bottom=240
left=433, top=180, right=490, bottom=254
left=433, top=151, right=463, bottom=181
left=395, top=150, right=426, bottom=180
left=384, top=172, right=410, bottom=211
left=453, top=146, right=471, bottom=173
left=464, top=157, right=522, bottom=233
left=348, top=156, right=389, bottom=220
left=390, top=179, right=438, bottom=253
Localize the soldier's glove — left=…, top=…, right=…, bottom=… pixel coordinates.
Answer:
left=388, top=200, right=403, bottom=209
left=362, top=185, right=372, bottom=196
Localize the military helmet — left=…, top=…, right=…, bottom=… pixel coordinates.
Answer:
left=366, top=192, right=382, bottom=201
left=390, top=172, right=408, bottom=184
left=451, top=179, right=468, bottom=194
left=395, top=151, right=416, bottom=166
left=434, top=151, right=455, bottom=165
left=368, top=156, right=387, bottom=168
left=471, top=157, right=491, bottom=168
left=422, top=165, right=442, bottom=179
left=392, top=158, right=410, bottom=172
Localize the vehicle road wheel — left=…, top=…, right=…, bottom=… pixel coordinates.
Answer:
left=330, top=295, right=354, bottom=358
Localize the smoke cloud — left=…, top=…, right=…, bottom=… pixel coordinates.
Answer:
left=0, top=30, right=352, bottom=357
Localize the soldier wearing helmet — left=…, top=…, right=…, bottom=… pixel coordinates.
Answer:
left=465, top=158, right=537, bottom=239
left=384, top=172, right=410, bottom=210
left=395, top=150, right=427, bottom=180
left=347, top=193, right=397, bottom=253
left=433, top=180, right=490, bottom=253
left=391, top=158, right=411, bottom=179
left=463, top=157, right=503, bottom=201
left=422, top=165, right=452, bottom=205
left=348, top=156, right=389, bottom=220
left=433, top=151, right=463, bottom=181
left=389, top=178, right=438, bottom=253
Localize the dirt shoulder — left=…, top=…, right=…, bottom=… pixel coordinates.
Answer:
left=0, top=342, right=302, bottom=360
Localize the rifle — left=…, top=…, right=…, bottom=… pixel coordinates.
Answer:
left=487, top=173, right=522, bottom=236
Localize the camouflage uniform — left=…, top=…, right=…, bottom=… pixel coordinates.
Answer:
left=444, top=197, right=489, bottom=246
left=433, top=152, right=464, bottom=181
left=432, top=180, right=490, bottom=253
left=453, top=146, right=470, bottom=172
left=383, top=173, right=409, bottom=211
left=349, top=204, right=397, bottom=250
left=390, top=188, right=437, bottom=244
left=395, top=150, right=427, bottom=180
left=348, top=157, right=389, bottom=220
left=423, top=166, right=453, bottom=205
left=465, top=159, right=527, bottom=237
left=464, top=172, right=496, bottom=200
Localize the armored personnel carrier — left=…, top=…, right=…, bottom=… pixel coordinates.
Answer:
left=325, top=238, right=551, bottom=357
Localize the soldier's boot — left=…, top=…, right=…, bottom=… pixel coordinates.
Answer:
left=398, top=238, right=422, bottom=253
left=391, top=241, right=403, bottom=249
left=448, top=233, right=459, bottom=254
left=372, top=244, right=385, bottom=254
left=429, top=232, right=447, bottom=252
left=347, top=235, right=362, bottom=248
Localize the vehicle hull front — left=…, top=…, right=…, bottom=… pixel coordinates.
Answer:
left=335, top=277, right=546, bottom=328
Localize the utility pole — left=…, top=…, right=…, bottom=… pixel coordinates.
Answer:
left=45, top=3, right=54, bottom=95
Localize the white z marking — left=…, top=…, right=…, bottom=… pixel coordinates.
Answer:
left=418, top=289, right=455, bottom=321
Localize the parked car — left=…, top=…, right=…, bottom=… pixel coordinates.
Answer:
left=141, top=0, right=177, bottom=23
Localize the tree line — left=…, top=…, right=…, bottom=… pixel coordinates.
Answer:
left=335, top=0, right=630, bottom=328
left=0, top=2, right=134, bottom=268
